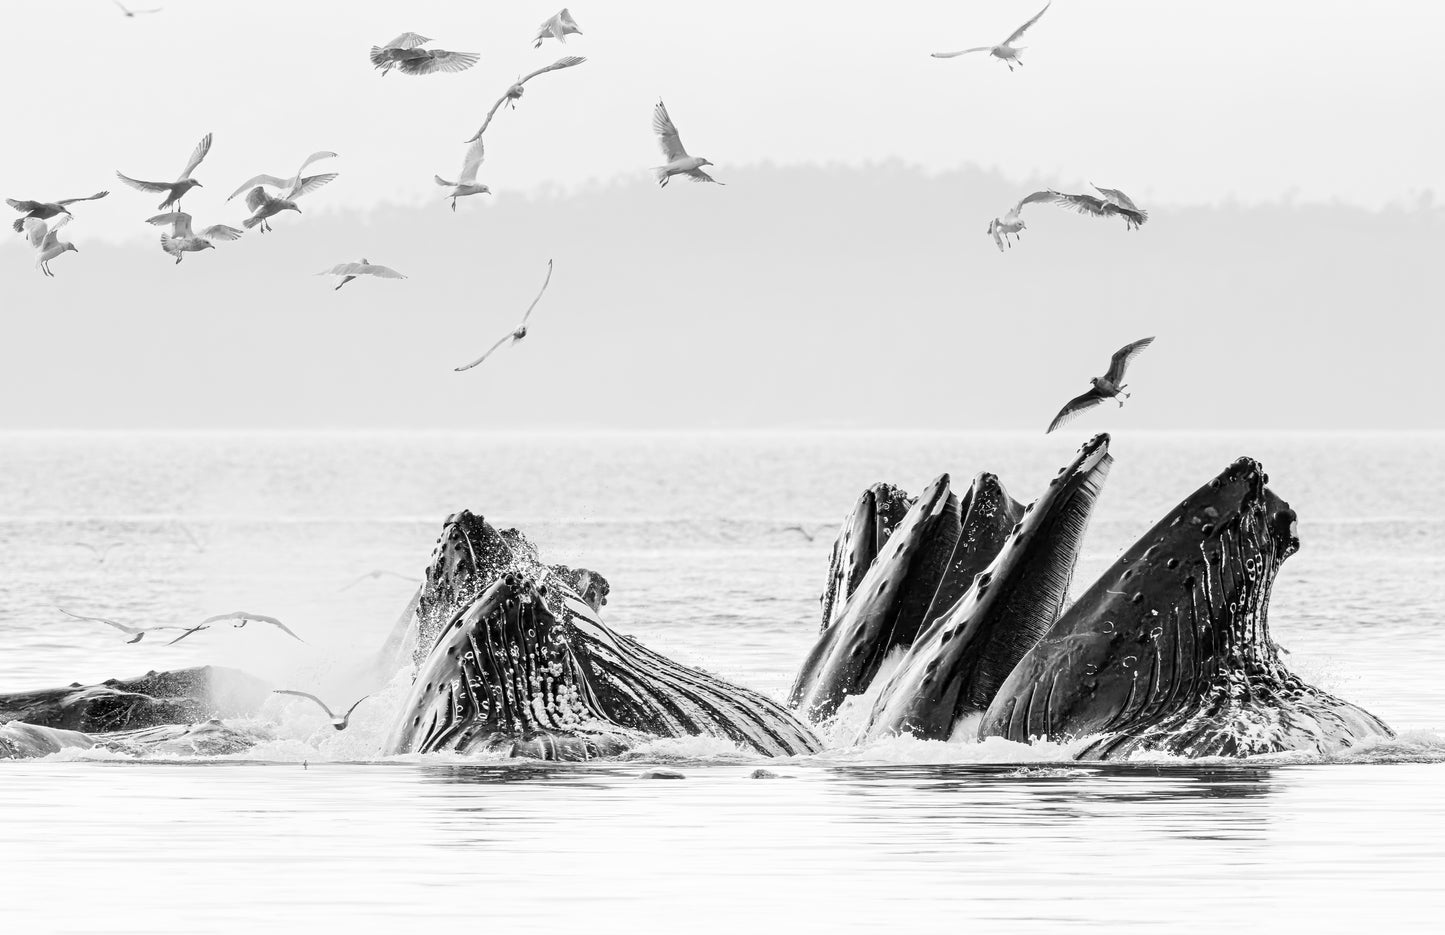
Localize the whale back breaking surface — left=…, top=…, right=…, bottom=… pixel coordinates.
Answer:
left=978, top=457, right=1394, bottom=759
left=387, top=513, right=822, bottom=759
left=857, top=435, right=1113, bottom=742
left=789, top=475, right=963, bottom=722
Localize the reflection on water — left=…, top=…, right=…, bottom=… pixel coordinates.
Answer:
left=3, top=760, right=1442, bottom=933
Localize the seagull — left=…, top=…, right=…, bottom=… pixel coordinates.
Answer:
left=23, top=218, right=78, bottom=277
left=174, top=521, right=206, bottom=553
left=58, top=609, right=190, bottom=644
left=318, top=259, right=407, bottom=290
left=8, top=191, right=108, bottom=233
left=932, top=1, right=1050, bottom=71
left=369, top=34, right=478, bottom=76
left=272, top=690, right=372, bottom=731
left=1046, top=337, right=1155, bottom=434
left=146, top=211, right=243, bottom=263
left=782, top=524, right=817, bottom=542
left=464, top=56, right=587, bottom=143
left=455, top=259, right=553, bottom=371
left=1090, top=182, right=1149, bottom=230
left=652, top=100, right=723, bottom=187
left=113, top=1, right=162, bottom=16
left=226, top=151, right=338, bottom=204
left=434, top=137, right=490, bottom=210
left=167, top=611, right=306, bottom=645
left=74, top=540, right=123, bottom=563
left=116, top=133, right=213, bottom=210
left=534, top=9, right=582, bottom=48
left=340, top=569, right=422, bottom=591
left=987, top=190, right=1147, bottom=251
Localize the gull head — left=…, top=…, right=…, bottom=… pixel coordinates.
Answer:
left=201, top=240, right=216, bottom=251
left=283, top=200, right=301, bottom=215
left=700, top=159, right=714, bottom=167
left=65, top=243, right=78, bottom=254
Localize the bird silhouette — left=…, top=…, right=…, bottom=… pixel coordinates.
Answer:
left=167, top=611, right=305, bottom=645
left=369, top=34, right=478, bottom=76
left=24, top=218, right=79, bottom=277
left=534, top=9, right=582, bottom=48
left=340, top=569, right=422, bottom=591
left=273, top=690, right=372, bottom=731
left=146, top=211, right=243, bottom=264
left=455, top=260, right=554, bottom=371
left=58, top=608, right=189, bottom=644
left=465, top=56, right=587, bottom=144
left=652, top=100, right=723, bottom=187
left=1090, top=183, right=1149, bottom=229
left=988, top=189, right=1147, bottom=251
left=932, top=1, right=1051, bottom=71
left=435, top=137, right=490, bottom=210
left=73, top=540, right=123, bottom=563
left=8, top=191, right=107, bottom=233
left=1046, top=337, right=1156, bottom=433
left=116, top=133, right=212, bottom=210
left=113, top=1, right=162, bottom=17
left=319, top=259, right=406, bottom=290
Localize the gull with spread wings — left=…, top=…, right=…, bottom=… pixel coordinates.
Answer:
left=74, top=540, right=123, bottom=563
left=116, top=133, right=212, bottom=210
left=369, top=33, right=478, bottom=76
left=59, top=609, right=190, bottom=644
left=652, top=100, right=722, bottom=187
left=146, top=211, right=243, bottom=264
left=464, top=56, right=587, bottom=143
left=1090, top=182, right=1149, bottom=230
left=932, top=1, right=1050, bottom=71
left=272, top=691, right=372, bottom=731
left=167, top=611, right=305, bottom=646
left=23, top=218, right=78, bottom=277
left=987, top=189, right=1147, bottom=251
left=8, top=191, right=107, bottom=233
left=455, top=259, right=553, bottom=371
left=1046, top=337, right=1155, bottom=434
left=227, top=152, right=337, bottom=232
left=340, top=569, right=421, bottom=591
left=318, top=259, right=407, bottom=290
left=534, top=9, right=582, bottom=48
left=435, top=137, right=490, bottom=210
left=113, top=1, right=162, bottom=16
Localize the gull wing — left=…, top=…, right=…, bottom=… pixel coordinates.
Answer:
left=116, top=171, right=174, bottom=193
left=165, top=625, right=209, bottom=645
left=342, top=695, right=373, bottom=720
left=383, top=32, right=431, bottom=51
left=145, top=211, right=194, bottom=238
left=59, top=608, right=142, bottom=635
left=399, top=49, right=479, bottom=75
left=685, top=168, right=723, bottom=184
left=653, top=100, right=689, bottom=161
left=455, top=333, right=514, bottom=372
left=287, top=172, right=337, bottom=199
left=1044, top=191, right=1112, bottom=218
left=519, top=54, right=587, bottom=84
left=199, top=224, right=243, bottom=241
left=226, top=174, right=290, bottom=202
left=1104, top=337, right=1155, bottom=384
left=988, top=220, right=1005, bottom=252
left=1013, top=189, right=1058, bottom=215
left=56, top=191, right=109, bottom=206
left=178, top=133, right=213, bottom=180
left=1091, top=183, right=1140, bottom=213
left=201, top=610, right=306, bottom=642
left=520, top=259, right=554, bottom=326
left=243, top=186, right=272, bottom=212
left=457, top=137, right=486, bottom=184
left=273, top=689, right=336, bottom=719
left=7, top=199, right=43, bottom=212
left=320, top=262, right=368, bottom=276
left=930, top=47, right=992, bottom=58
left=1004, top=1, right=1052, bottom=45
left=358, top=264, right=406, bottom=280
left=534, top=12, right=563, bottom=46
left=22, top=217, right=48, bottom=249
left=1046, top=388, right=1106, bottom=434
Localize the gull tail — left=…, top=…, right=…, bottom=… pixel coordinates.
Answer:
left=653, top=167, right=670, bottom=187
left=242, top=216, right=263, bottom=230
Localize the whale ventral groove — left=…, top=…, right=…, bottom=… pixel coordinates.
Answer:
left=977, top=456, right=1394, bottom=758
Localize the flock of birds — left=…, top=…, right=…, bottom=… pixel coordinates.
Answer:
left=33, top=3, right=1168, bottom=727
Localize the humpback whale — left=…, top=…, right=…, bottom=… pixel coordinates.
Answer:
left=978, top=457, right=1393, bottom=758
left=791, top=472, right=1025, bottom=722
left=857, top=434, right=1112, bottom=742
left=385, top=510, right=822, bottom=759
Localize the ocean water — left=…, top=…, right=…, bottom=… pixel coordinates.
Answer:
left=1, top=431, right=1443, bottom=932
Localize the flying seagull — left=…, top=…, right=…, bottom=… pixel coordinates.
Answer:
left=340, top=569, right=422, bottom=591
left=116, top=132, right=213, bottom=210
left=272, top=690, right=372, bottom=731
left=113, top=1, right=162, bottom=16
left=146, top=211, right=243, bottom=263
left=534, top=9, right=582, bottom=48
left=455, top=259, right=553, bottom=371
left=226, top=151, right=338, bottom=204
left=932, top=1, right=1051, bottom=71
left=464, top=56, right=587, bottom=143
left=652, top=100, right=723, bottom=187
left=987, top=190, right=1147, bottom=251
left=1090, top=182, right=1149, bottom=230
left=1046, top=337, right=1155, bottom=434
left=167, top=611, right=305, bottom=645
left=23, top=217, right=78, bottom=277
left=435, top=137, right=490, bottom=210
left=8, top=191, right=108, bottom=233
left=781, top=524, right=818, bottom=542
left=318, top=259, right=407, bottom=290
left=59, top=609, right=189, bottom=644
left=74, top=540, right=123, bottom=563
left=369, top=33, right=478, bottom=76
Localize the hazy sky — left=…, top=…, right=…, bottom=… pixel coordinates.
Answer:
left=2, top=1, right=1442, bottom=430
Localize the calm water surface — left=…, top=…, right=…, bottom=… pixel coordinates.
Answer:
left=1, top=433, right=1442, bottom=932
